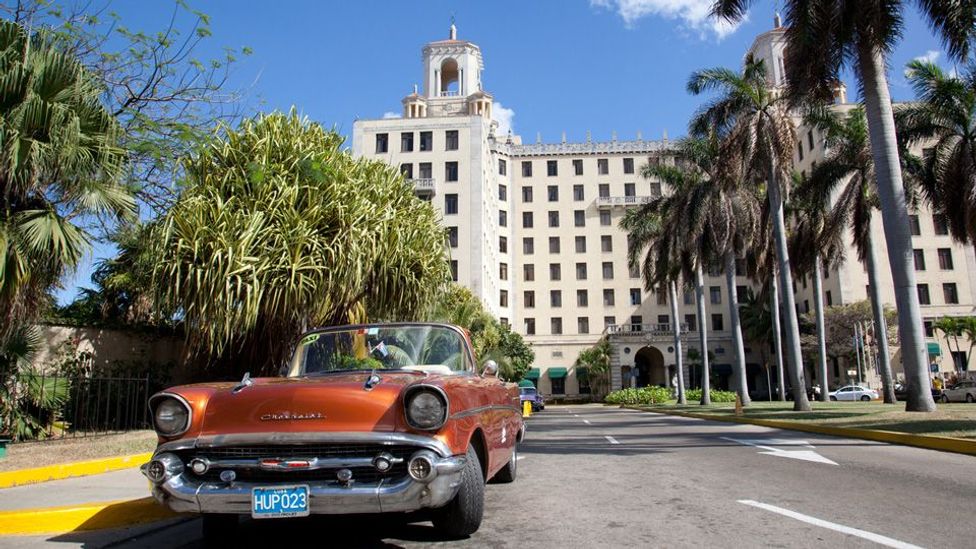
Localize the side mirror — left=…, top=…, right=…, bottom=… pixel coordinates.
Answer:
left=482, top=360, right=498, bottom=377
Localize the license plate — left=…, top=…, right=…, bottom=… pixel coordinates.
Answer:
left=251, top=485, right=310, bottom=519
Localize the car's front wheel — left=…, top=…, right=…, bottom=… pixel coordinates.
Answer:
left=432, top=444, right=484, bottom=537
left=860, top=395, right=871, bottom=401
left=967, top=394, right=974, bottom=403
left=201, top=514, right=238, bottom=546
left=942, top=394, right=950, bottom=403
left=829, top=396, right=837, bottom=401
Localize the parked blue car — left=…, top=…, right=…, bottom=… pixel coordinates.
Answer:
left=519, top=386, right=545, bottom=412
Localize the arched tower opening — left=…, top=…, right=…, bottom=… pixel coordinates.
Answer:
left=440, top=58, right=459, bottom=96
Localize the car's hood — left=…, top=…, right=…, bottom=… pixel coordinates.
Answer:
left=189, top=372, right=425, bottom=436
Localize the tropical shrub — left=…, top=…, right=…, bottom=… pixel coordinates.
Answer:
left=0, top=327, right=71, bottom=440
left=605, top=386, right=672, bottom=405
left=684, top=388, right=738, bottom=403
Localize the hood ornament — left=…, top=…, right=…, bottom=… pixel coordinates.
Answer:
left=232, top=372, right=253, bottom=394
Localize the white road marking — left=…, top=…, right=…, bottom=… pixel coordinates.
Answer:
left=516, top=455, right=525, bottom=461
left=722, top=437, right=838, bottom=465
left=604, top=435, right=620, bottom=445
left=738, top=500, right=924, bottom=549
left=583, top=419, right=592, bottom=425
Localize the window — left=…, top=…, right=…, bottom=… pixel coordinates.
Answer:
left=624, top=183, right=636, bottom=197
left=938, top=248, right=954, bottom=270
left=804, top=300, right=810, bottom=313
left=573, top=159, right=583, bottom=175
left=450, top=260, right=458, bottom=281
left=601, top=235, right=613, bottom=252
left=578, top=317, right=590, bottom=334
left=603, top=289, right=615, bottom=306
left=657, top=288, right=667, bottom=305
left=952, top=351, right=967, bottom=371
left=573, top=184, right=584, bottom=201
left=684, top=291, right=693, bottom=305
left=445, top=161, right=458, bottom=182
left=550, top=373, right=565, bottom=394
left=549, top=236, right=560, bottom=253
left=548, top=211, right=559, bottom=228
left=499, top=210, right=507, bottom=227
left=445, top=130, right=458, bottom=151
left=549, top=263, right=561, bottom=281
left=499, top=263, right=508, bottom=280
left=914, top=249, right=925, bottom=270
left=807, top=130, right=815, bottom=151
left=577, top=289, right=589, bottom=307
left=630, top=315, right=643, bottom=328
left=623, top=157, right=634, bottom=174
left=548, top=185, right=559, bottom=201
left=551, top=290, right=562, bottom=307
left=685, top=314, right=696, bottom=330
left=598, top=183, right=610, bottom=198
left=797, top=140, right=804, bottom=161
left=735, top=260, right=746, bottom=276
left=521, top=161, right=533, bottom=177
left=602, top=262, right=614, bottom=280
left=375, top=133, right=388, bottom=153
left=401, top=132, right=414, bottom=152
left=420, top=131, right=433, bottom=151
left=522, top=212, right=534, bottom=228
left=710, top=286, right=722, bottom=304
left=630, top=288, right=641, bottom=305
left=909, top=215, right=921, bottom=236
left=924, top=320, right=934, bottom=337
left=445, top=194, right=458, bottom=214
left=598, top=158, right=609, bottom=175
left=944, top=283, right=959, bottom=304
left=498, top=158, right=507, bottom=176
left=736, top=285, right=748, bottom=298
left=500, top=290, right=508, bottom=307
left=650, top=182, right=662, bottom=197
left=575, top=236, right=586, bottom=253
left=600, top=211, right=611, bottom=226
left=574, top=210, right=585, bottom=227
left=826, top=291, right=833, bottom=306
left=525, top=318, right=535, bottom=335
left=499, top=236, right=507, bottom=254
left=604, top=316, right=616, bottom=329
left=400, top=163, right=413, bottom=178
left=712, top=313, right=724, bottom=331
left=419, top=162, right=432, bottom=178
left=524, top=291, right=535, bottom=308
left=551, top=318, right=563, bottom=335
left=918, top=283, right=930, bottom=305
left=658, top=314, right=669, bottom=326
left=522, top=186, right=533, bottom=202
left=499, top=184, right=507, bottom=201
left=523, top=237, right=534, bottom=255
left=524, top=264, right=535, bottom=281
left=934, top=214, right=949, bottom=235
left=448, top=226, right=458, bottom=248
left=500, top=318, right=509, bottom=328
left=575, top=262, right=588, bottom=280
left=547, top=160, right=558, bottom=176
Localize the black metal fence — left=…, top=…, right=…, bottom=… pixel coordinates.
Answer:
left=8, top=373, right=153, bottom=442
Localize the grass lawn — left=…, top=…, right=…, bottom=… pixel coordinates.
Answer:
left=643, top=401, right=976, bottom=439
left=0, top=430, right=157, bottom=472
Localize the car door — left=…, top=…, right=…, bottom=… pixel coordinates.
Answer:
left=838, top=386, right=853, bottom=401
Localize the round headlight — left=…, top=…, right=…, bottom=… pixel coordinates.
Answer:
left=153, top=396, right=190, bottom=436
left=405, top=388, right=448, bottom=430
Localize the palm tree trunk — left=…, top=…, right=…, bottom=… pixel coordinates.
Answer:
left=813, top=255, right=829, bottom=401
left=771, top=272, right=786, bottom=401
left=865, top=236, right=897, bottom=403
left=857, top=42, right=936, bottom=412
left=767, top=169, right=812, bottom=411
left=669, top=279, right=687, bottom=405
left=695, top=263, right=712, bottom=405
left=725, top=251, right=751, bottom=405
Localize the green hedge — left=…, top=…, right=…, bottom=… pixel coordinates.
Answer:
left=604, top=386, right=672, bottom=405
left=684, top=388, right=738, bottom=402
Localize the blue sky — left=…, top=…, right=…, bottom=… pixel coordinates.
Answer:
left=55, top=0, right=954, bottom=304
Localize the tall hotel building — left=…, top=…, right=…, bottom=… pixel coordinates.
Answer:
left=353, top=21, right=976, bottom=397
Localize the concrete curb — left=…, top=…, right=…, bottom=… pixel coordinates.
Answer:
left=0, top=497, right=179, bottom=536
left=0, top=452, right=153, bottom=489
left=630, top=406, right=976, bottom=456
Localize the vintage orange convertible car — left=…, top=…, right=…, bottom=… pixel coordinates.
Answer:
left=141, top=322, right=523, bottom=539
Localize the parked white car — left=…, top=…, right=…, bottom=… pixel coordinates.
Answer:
left=828, top=385, right=879, bottom=401
left=941, top=381, right=976, bottom=403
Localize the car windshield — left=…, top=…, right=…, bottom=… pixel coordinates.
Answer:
left=287, top=324, right=471, bottom=376
left=520, top=387, right=537, bottom=396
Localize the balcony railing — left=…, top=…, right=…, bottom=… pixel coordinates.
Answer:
left=409, top=178, right=436, bottom=196
left=596, top=196, right=654, bottom=208
left=605, top=323, right=693, bottom=337
left=438, top=90, right=461, bottom=97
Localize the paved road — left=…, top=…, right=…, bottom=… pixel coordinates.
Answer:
left=6, top=404, right=976, bottom=548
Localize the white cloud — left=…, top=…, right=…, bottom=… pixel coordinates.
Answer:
left=382, top=111, right=401, bottom=119
left=590, top=0, right=744, bottom=40
left=493, top=101, right=515, bottom=137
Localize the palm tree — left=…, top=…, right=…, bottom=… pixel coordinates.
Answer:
left=687, top=57, right=811, bottom=411
left=933, top=316, right=976, bottom=372
left=897, top=60, right=976, bottom=245
left=710, top=1, right=976, bottom=412
left=739, top=288, right=777, bottom=399
left=0, top=20, right=133, bottom=343
left=800, top=106, right=898, bottom=403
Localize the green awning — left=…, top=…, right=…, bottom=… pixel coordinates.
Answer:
left=518, top=379, right=535, bottom=388
left=927, top=342, right=942, bottom=356
left=548, top=367, right=568, bottom=379
left=524, top=368, right=540, bottom=379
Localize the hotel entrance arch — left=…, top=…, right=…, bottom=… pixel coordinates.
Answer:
left=634, top=346, right=667, bottom=388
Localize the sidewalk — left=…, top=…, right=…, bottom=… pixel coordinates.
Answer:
left=0, top=469, right=148, bottom=511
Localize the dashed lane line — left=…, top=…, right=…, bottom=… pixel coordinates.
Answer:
left=738, top=500, right=924, bottom=549
left=604, top=435, right=620, bottom=445
left=583, top=419, right=592, bottom=425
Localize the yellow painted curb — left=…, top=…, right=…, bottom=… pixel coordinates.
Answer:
left=632, top=407, right=976, bottom=456
left=0, top=452, right=154, bottom=489
left=0, top=497, right=179, bottom=536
